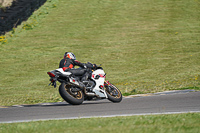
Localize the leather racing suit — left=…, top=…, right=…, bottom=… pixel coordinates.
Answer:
left=59, top=57, right=94, bottom=80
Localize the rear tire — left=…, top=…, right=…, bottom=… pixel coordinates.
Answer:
left=105, top=83, right=122, bottom=103
left=59, top=83, right=84, bottom=105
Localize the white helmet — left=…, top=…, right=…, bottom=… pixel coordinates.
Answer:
left=64, top=52, right=76, bottom=60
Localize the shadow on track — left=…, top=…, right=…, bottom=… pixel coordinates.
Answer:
left=11, top=100, right=111, bottom=108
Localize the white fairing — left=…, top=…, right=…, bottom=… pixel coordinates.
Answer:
left=55, top=68, right=79, bottom=85
left=91, top=69, right=108, bottom=98
left=54, top=68, right=108, bottom=98
left=56, top=68, right=71, bottom=75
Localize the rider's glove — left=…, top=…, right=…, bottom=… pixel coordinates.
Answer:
left=93, top=64, right=97, bottom=68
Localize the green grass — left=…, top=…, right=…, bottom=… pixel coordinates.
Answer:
left=0, top=0, right=200, bottom=106
left=0, top=113, right=200, bottom=133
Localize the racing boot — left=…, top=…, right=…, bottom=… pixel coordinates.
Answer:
left=81, top=71, right=91, bottom=82
left=81, top=74, right=88, bottom=82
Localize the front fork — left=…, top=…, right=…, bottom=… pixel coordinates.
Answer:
left=104, top=80, right=112, bottom=86
left=104, top=80, right=116, bottom=95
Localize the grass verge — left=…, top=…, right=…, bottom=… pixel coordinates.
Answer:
left=0, top=113, right=200, bottom=133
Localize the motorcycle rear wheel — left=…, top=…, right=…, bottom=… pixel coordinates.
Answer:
left=105, top=83, right=122, bottom=103
left=59, top=83, right=84, bottom=105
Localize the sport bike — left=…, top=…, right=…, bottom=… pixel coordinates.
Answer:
left=47, top=63, right=122, bottom=105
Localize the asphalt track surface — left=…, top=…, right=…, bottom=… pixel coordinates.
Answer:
left=0, top=91, right=200, bottom=123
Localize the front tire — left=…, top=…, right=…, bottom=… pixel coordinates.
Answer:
left=105, top=83, right=122, bottom=103
left=59, top=83, right=84, bottom=105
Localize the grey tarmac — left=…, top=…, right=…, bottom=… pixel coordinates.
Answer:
left=0, top=90, right=199, bottom=123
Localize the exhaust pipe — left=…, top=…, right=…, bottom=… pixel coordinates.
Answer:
left=83, top=88, right=96, bottom=96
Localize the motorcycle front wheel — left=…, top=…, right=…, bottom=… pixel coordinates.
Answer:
left=59, top=83, right=84, bottom=105
left=105, top=83, right=122, bottom=103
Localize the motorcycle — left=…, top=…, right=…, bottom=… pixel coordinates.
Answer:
left=47, top=63, right=122, bottom=105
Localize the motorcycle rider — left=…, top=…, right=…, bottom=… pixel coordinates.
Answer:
left=59, top=52, right=95, bottom=89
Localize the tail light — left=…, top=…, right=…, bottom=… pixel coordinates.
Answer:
left=47, top=72, right=55, bottom=77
